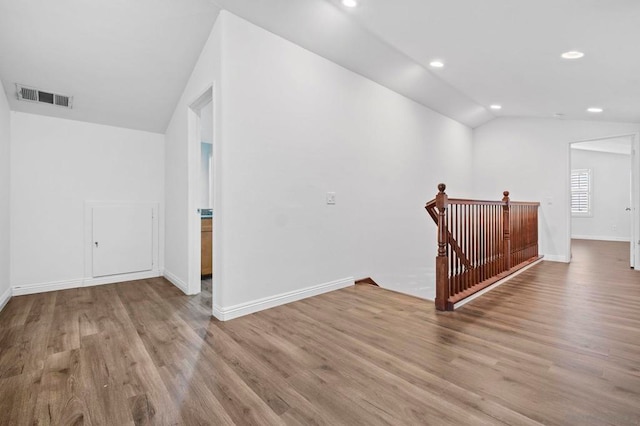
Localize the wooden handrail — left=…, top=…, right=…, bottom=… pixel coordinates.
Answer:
left=425, top=184, right=542, bottom=311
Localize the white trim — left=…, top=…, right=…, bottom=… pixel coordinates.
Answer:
left=13, top=278, right=84, bottom=296
left=571, top=235, right=631, bottom=242
left=0, top=286, right=12, bottom=312
left=188, top=86, right=214, bottom=297
left=213, top=277, right=355, bottom=321
left=568, top=133, right=639, bottom=269
left=163, top=269, right=190, bottom=295
left=543, top=254, right=570, bottom=263
left=11, top=270, right=160, bottom=296
left=83, top=270, right=160, bottom=287
left=454, top=257, right=544, bottom=309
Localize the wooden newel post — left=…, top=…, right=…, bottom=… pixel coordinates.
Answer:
left=435, top=183, right=449, bottom=311
left=502, top=191, right=511, bottom=270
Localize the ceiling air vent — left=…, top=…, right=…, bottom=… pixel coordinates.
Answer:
left=16, top=84, right=73, bottom=109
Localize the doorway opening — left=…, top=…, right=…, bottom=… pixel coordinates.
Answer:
left=568, top=134, right=639, bottom=270
left=187, top=87, right=215, bottom=310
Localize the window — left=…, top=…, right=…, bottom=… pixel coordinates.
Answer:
left=571, top=169, right=592, bottom=216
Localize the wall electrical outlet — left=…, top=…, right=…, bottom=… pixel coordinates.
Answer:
left=326, top=192, right=336, bottom=205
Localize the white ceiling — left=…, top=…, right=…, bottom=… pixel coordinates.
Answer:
left=0, top=0, right=220, bottom=133
left=1, top=0, right=639, bottom=132
left=340, top=0, right=640, bottom=123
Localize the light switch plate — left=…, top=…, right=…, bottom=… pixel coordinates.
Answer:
left=326, top=192, right=336, bottom=205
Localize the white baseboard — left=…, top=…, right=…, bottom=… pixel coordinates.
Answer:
left=213, top=277, right=355, bottom=321
left=84, top=270, right=160, bottom=287
left=12, top=270, right=160, bottom=296
left=543, top=254, right=570, bottom=263
left=0, top=286, right=12, bottom=312
left=162, top=269, right=189, bottom=295
left=13, top=278, right=85, bottom=296
left=572, top=235, right=631, bottom=242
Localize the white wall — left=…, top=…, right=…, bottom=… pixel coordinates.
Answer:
left=571, top=149, right=631, bottom=241
left=473, top=118, right=640, bottom=262
left=0, top=84, right=11, bottom=307
left=10, top=113, right=164, bottom=290
left=163, top=12, right=473, bottom=316
left=217, top=13, right=473, bottom=309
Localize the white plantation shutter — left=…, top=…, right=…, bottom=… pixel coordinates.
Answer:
left=571, top=169, right=591, bottom=215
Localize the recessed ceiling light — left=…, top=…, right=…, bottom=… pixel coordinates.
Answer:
left=587, top=107, right=603, bottom=113
left=490, top=104, right=502, bottom=110
left=429, top=61, right=444, bottom=68
left=342, top=0, right=358, bottom=7
left=561, top=51, right=584, bottom=59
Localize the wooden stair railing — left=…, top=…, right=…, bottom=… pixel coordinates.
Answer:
left=425, top=184, right=542, bottom=311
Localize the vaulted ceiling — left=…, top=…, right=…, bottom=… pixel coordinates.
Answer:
left=1, top=0, right=638, bottom=133
left=0, top=0, right=220, bottom=133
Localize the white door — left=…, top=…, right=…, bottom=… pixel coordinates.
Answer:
left=92, top=205, right=153, bottom=277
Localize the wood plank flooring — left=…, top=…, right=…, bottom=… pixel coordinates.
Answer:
left=1, top=239, right=640, bottom=425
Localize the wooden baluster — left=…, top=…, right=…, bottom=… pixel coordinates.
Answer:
left=512, top=205, right=516, bottom=266
left=456, top=204, right=460, bottom=295
left=515, top=205, right=519, bottom=265
left=495, top=205, right=499, bottom=274
left=521, top=206, right=524, bottom=264
left=484, top=205, right=488, bottom=282
left=533, top=206, right=540, bottom=257
left=520, top=206, right=524, bottom=264
left=502, top=191, right=511, bottom=271
left=487, top=205, right=491, bottom=280
left=483, top=205, right=487, bottom=282
left=490, top=205, right=494, bottom=278
left=458, top=205, right=462, bottom=293
left=529, top=206, right=532, bottom=258
left=482, top=205, right=489, bottom=281
left=487, top=205, right=493, bottom=278
left=462, top=204, right=466, bottom=291
left=479, top=205, right=484, bottom=283
left=449, top=204, right=453, bottom=292
left=476, top=205, right=480, bottom=284
left=493, top=205, right=502, bottom=275
left=450, top=203, right=454, bottom=297
left=492, top=205, right=501, bottom=275
left=474, top=204, right=479, bottom=287
left=435, top=184, right=449, bottom=311
left=499, top=203, right=504, bottom=273
left=519, top=206, right=523, bottom=264
left=474, top=204, right=478, bottom=287
left=462, top=204, right=466, bottom=292
left=450, top=205, right=454, bottom=296
left=466, top=204, right=470, bottom=290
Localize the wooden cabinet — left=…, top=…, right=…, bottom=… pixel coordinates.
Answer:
left=201, top=218, right=212, bottom=276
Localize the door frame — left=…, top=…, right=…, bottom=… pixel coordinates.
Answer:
left=566, top=133, right=640, bottom=269
left=187, top=85, right=222, bottom=309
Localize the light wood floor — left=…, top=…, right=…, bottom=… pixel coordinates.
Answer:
left=1, top=239, right=640, bottom=425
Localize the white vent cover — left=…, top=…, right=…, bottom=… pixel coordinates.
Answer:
left=16, top=84, right=73, bottom=109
